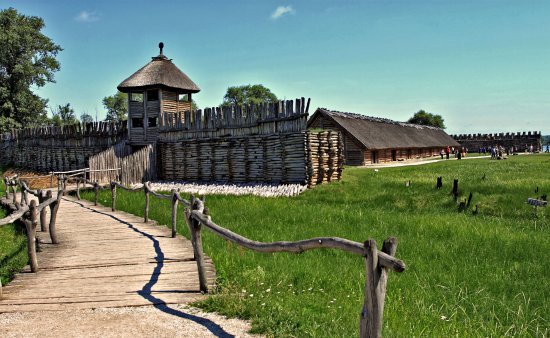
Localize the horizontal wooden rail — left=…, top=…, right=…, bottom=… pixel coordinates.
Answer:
left=184, top=196, right=404, bottom=338
left=190, top=209, right=405, bottom=272
left=0, top=178, right=63, bottom=283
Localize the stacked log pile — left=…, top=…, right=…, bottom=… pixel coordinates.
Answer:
left=159, top=131, right=342, bottom=186
left=307, top=131, right=344, bottom=186
left=0, top=122, right=127, bottom=172
left=159, top=132, right=308, bottom=184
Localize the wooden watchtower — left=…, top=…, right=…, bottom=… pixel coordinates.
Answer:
left=117, top=42, right=200, bottom=145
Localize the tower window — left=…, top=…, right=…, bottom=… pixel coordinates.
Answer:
left=131, top=92, right=143, bottom=102
left=147, top=90, right=159, bottom=101
left=131, top=118, right=144, bottom=128
left=178, top=94, right=189, bottom=102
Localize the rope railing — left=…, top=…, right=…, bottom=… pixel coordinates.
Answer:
left=71, top=178, right=405, bottom=337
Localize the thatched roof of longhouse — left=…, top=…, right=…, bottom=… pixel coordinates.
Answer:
left=118, top=53, right=200, bottom=94
left=308, top=108, right=460, bottom=149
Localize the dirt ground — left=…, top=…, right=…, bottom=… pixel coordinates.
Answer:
left=0, top=304, right=260, bottom=338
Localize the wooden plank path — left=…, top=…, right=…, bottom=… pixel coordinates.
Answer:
left=0, top=193, right=216, bottom=313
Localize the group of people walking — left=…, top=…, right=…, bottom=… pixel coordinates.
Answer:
left=440, top=146, right=467, bottom=160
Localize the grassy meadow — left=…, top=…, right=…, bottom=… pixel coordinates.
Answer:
left=81, top=155, right=549, bottom=337
left=0, top=169, right=29, bottom=286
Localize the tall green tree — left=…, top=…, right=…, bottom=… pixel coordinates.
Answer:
left=408, top=110, right=446, bottom=129
left=221, top=84, right=278, bottom=107
left=50, top=103, right=78, bottom=126
left=80, top=113, right=94, bottom=124
left=103, top=92, right=128, bottom=122
left=0, top=8, right=62, bottom=132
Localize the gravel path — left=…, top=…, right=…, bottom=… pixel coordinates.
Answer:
left=0, top=305, right=260, bottom=338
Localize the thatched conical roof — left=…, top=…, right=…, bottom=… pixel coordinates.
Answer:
left=117, top=51, right=200, bottom=94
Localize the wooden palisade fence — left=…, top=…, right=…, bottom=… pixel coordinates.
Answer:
left=0, top=175, right=63, bottom=298
left=72, top=177, right=405, bottom=337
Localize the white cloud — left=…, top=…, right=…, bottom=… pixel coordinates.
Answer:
left=271, top=6, right=295, bottom=20
left=75, top=11, right=99, bottom=23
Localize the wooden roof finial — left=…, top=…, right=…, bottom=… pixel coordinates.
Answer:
left=159, top=42, right=164, bottom=55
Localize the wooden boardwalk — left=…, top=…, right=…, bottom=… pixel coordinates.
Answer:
left=0, top=193, right=216, bottom=313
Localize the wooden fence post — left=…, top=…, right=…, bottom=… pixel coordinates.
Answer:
left=360, top=238, right=398, bottom=338
left=50, top=172, right=53, bottom=189
left=38, top=190, right=48, bottom=232
left=62, top=177, right=68, bottom=195
left=4, top=177, right=9, bottom=198
left=436, top=176, right=442, bottom=189
left=76, top=179, right=81, bottom=200
left=0, top=279, right=2, bottom=300
left=144, top=183, right=150, bottom=223
left=452, top=179, right=459, bottom=201
left=171, top=189, right=177, bottom=238
left=21, top=188, right=28, bottom=206
left=187, top=197, right=208, bottom=293
left=111, top=182, right=117, bottom=212
left=12, top=183, right=17, bottom=205
left=48, top=190, right=60, bottom=244
left=25, top=200, right=39, bottom=272
left=93, top=181, right=99, bottom=206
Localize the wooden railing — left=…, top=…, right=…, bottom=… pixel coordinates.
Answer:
left=71, top=178, right=406, bottom=337
left=1, top=175, right=63, bottom=299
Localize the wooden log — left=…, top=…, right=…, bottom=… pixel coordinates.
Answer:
left=111, top=182, right=117, bottom=212
left=171, top=189, right=177, bottom=238
left=38, top=190, right=48, bottom=232
left=144, top=183, right=150, bottom=223
left=93, top=182, right=99, bottom=206
left=190, top=211, right=405, bottom=271
left=25, top=200, right=39, bottom=272
left=76, top=179, right=81, bottom=200
left=48, top=190, right=60, bottom=244
left=186, top=197, right=208, bottom=292
left=452, top=179, right=459, bottom=201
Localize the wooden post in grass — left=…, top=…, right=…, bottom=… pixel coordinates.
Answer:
left=25, top=200, right=39, bottom=272
left=0, top=279, right=2, bottom=299
left=171, top=189, right=177, bottom=238
left=144, top=183, right=150, bottom=223
left=38, top=190, right=48, bottom=232
left=111, top=182, right=117, bottom=212
left=48, top=190, right=60, bottom=244
left=93, top=181, right=99, bottom=206
left=360, top=238, right=398, bottom=338
left=436, top=176, right=442, bottom=189
left=466, top=192, right=473, bottom=208
left=452, top=179, right=459, bottom=201
left=188, top=197, right=208, bottom=293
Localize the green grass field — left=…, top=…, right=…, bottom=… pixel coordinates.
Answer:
left=80, top=155, right=549, bottom=337
left=0, top=170, right=29, bottom=287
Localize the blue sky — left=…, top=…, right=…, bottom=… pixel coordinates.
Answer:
left=3, top=0, right=549, bottom=134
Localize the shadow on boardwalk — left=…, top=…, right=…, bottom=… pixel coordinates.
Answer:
left=72, top=199, right=235, bottom=338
